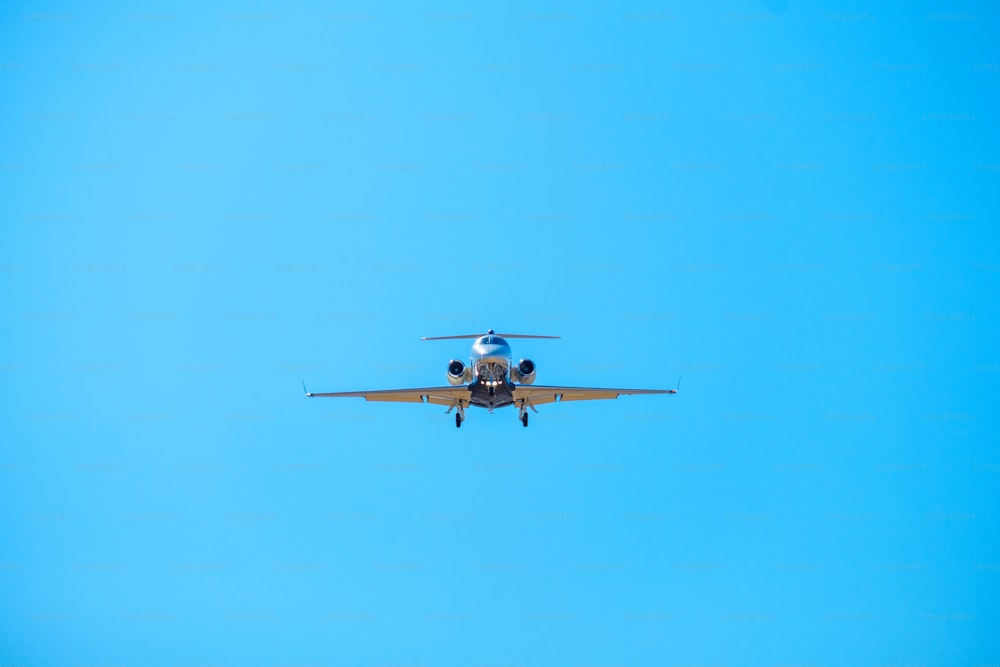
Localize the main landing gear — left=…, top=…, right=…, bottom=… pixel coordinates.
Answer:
left=453, top=404, right=466, bottom=428
left=516, top=398, right=538, bottom=428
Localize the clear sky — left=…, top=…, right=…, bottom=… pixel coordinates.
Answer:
left=1, top=1, right=998, bottom=665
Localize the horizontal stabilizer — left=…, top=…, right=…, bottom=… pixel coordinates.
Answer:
left=422, top=332, right=560, bottom=341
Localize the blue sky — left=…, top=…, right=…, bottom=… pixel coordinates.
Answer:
left=1, top=1, right=998, bottom=664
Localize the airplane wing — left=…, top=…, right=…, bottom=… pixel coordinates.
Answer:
left=511, top=384, right=677, bottom=406
left=304, top=384, right=469, bottom=407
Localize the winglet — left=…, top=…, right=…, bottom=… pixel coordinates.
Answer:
left=672, top=376, right=681, bottom=394
left=302, top=380, right=313, bottom=397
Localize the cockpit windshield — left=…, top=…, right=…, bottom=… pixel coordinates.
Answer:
left=479, top=336, right=507, bottom=346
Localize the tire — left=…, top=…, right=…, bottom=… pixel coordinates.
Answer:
left=455, top=413, right=462, bottom=428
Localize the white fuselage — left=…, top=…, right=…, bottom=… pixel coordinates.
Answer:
left=470, top=335, right=512, bottom=383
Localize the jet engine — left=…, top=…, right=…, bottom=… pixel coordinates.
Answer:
left=447, top=359, right=470, bottom=385
left=510, top=358, right=536, bottom=385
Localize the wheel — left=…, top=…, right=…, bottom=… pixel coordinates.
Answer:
left=521, top=413, right=528, bottom=427
left=455, top=413, right=462, bottom=428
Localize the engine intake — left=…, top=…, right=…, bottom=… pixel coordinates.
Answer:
left=447, top=359, right=469, bottom=385
left=511, top=358, right=536, bottom=385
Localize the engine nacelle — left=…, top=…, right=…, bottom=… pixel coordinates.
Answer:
left=447, top=359, right=471, bottom=385
left=510, top=358, right=536, bottom=385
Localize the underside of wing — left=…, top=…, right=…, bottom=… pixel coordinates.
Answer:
left=305, top=386, right=470, bottom=407
left=511, top=385, right=677, bottom=406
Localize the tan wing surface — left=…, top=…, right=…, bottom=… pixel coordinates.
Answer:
left=511, top=385, right=677, bottom=406
left=305, top=386, right=469, bottom=407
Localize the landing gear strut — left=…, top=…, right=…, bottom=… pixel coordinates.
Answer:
left=516, top=398, right=537, bottom=428
left=452, top=403, right=466, bottom=428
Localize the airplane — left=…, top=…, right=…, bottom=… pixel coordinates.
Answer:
left=303, top=330, right=678, bottom=428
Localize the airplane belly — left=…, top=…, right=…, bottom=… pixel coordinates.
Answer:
left=469, top=381, right=515, bottom=410
left=473, top=356, right=510, bottom=383
left=474, top=355, right=510, bottom=367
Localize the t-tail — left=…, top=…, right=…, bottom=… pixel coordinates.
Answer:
left=421, top=329, right=560, bottom=341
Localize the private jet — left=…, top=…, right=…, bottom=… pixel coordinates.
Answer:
left=303, top=330, right=678, bottom=427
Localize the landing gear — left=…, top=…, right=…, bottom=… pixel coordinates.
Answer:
left=517, top=398, right=536, bottom=428
left=452, top=403, right=466, bottom=428
left=456, top=413, right=462, bottom=428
